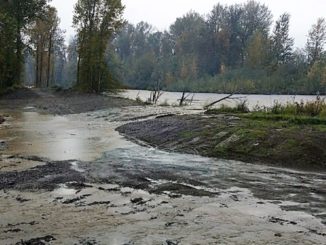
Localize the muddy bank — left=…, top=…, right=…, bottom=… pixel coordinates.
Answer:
left=1, top=153, right=326, bottom=244
left=0, top=88, right=139, bottom=115
left=0, top=154, right=214, bottom=198
left=0, top=107, right=326, bottom=245
left=1, top=89, right=326, bottom=244
left=117, top=114, right=326, bottom=171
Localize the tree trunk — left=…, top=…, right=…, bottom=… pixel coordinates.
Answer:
left=204, top=93, right=235, bottom=110
left=15, top=26, right=22, bottom=85
left=39, top=39, right=44, bottom=88
left=35, top=42, right=40, bottom=87
left=47, top=33, right=53, bottom=88
left=77, top=54, right=81, bottom=85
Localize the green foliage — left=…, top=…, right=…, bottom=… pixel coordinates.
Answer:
left=271, top=13, right=294, bottom=65
left=112, top=1, right=326, bottom=95
left=265, top=98, right=326, bottom=117
left=207, top=97, right=326, bottom=125
left=306, top=18, right=326, bottom=65
left=0, top=0, right=48, bottom=88
left=206, top=100, right=250, bottom=114
left=73, top=0, right=125, bottom=93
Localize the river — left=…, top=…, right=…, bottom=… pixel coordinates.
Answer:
left=121, top=89, right=325, bottom=109
left=0, top=96, right=325, bottom=244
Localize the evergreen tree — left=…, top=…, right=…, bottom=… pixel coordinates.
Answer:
left=306, top=18, right=326, bottom=65
left=272, top=13, right=294, bottom=65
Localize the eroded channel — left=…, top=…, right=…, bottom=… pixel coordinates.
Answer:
left=0, top=106, right=325, bottom=244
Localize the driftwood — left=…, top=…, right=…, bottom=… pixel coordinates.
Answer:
left=204, top=93, right=247, bottom=110
left=148, top=81, right=164, bottom=104
left=204, top=93, right=235, bottom=110
left=178, top=91, right=194, bottom=106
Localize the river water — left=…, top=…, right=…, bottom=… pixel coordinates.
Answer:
left=121, top=89, right=325, bottom=109
left=0, top=102, right=325, bottom=244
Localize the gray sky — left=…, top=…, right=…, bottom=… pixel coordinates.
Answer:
left=51, top=0, right=326, bottom=47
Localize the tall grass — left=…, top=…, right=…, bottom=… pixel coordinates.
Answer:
left=206, top=100, right=250, bottom=114
left=263, top=98, right=326, bottom=117
left=206, top=97, right=326, bottom=124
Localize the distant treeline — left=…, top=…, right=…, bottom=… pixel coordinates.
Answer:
left=113, top=1, right=326, bottom=95
left=1, top=0, right=326, bottom=94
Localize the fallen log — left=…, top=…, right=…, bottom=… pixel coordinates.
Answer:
left=204, top=93, right=235, bottom=110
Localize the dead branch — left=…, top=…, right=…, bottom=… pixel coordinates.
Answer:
left=148, top=80, right=164, bottom=104
left=204, top=93, right=235, bottom=110
left=178, top=91, right=194, bottom=106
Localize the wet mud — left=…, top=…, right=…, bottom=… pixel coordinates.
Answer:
left=0, top=90, right=326, bottom=244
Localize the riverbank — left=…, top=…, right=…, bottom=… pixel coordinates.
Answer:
left=1, top=89, right=326, bottom=244
left=0, top=88, right=139, bottom=115
left=117, top=113, right=326, bottom=171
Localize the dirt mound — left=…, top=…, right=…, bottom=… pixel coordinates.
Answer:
left=117, top=114, right=326, bottom=171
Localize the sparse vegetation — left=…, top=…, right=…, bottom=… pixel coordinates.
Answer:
left=206, top=100, right=250, bottom=114
left=206, top=98, right=326, bottom=125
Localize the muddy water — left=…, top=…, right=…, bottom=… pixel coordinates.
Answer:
left=0, top=109, right=126, bottom=161
left=0, top=106, right=326, bottom=244
left=121, top=89, right=326, bottom=109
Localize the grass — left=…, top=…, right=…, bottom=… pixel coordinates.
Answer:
left=206, top=100, right=250, bottom=114
left=206, top=98, right=326, bottom=125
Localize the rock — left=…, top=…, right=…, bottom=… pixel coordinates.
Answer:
left=0, top=139, right=7, bottom=150
left=165, top=239, right=180, bottom=245
left=87, top=201, right=111, bottom=206
left=0, top=116, right=5, bottom=124
left=16, top=235, right=56, bottom=245
left=165, top=222, right=176, bottom=227
left=131, top=197, right=145, bottom=205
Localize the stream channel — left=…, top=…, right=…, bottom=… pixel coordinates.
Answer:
left=0, top=104, right=325, bottom=244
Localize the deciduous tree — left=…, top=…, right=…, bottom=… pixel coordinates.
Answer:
left=73, top=0, right=124, bottom=92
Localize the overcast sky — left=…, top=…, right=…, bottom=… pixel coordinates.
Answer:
left=51, top=0, right=326, bottom=47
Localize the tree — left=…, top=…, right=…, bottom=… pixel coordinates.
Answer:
left=170, top=12, right=211, bottom=77
left=0, top=10, right=16, bottom=90
left=0, top=0, right=48, bottom=86
left=64, top=37, right=78, bottom=87
left=306, top=18, right=326, bottom=65
left=73, top=0, right=125, bottom=93
left=208, top=4, right=229, bottom=73
left=246, top=31, right=270, bottom=69
left=29, top=6, right=63, bottom=88
left=272, top=13, right=294, bottom=65
left=240, top=0, right=273, bottom=64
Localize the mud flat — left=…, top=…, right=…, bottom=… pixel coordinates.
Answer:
left=0, top=88, right=140, bottom=115
left=0, top=89, right=326, bottom=244
left=1, top=154, right=326, bottom=244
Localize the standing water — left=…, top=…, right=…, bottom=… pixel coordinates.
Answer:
left=121, top=89, right=325, bottom=109
left=0, top=102, right=325, bottom=244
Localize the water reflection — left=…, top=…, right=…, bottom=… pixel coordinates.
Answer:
left=0, top=111, right=126, bottom=161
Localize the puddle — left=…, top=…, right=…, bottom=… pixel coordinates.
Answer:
left=0, top=111, right=127, bottom=161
